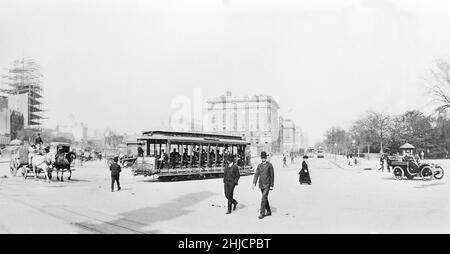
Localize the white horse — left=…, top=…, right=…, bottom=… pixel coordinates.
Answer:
left=31, top=151, right=55, bottom=182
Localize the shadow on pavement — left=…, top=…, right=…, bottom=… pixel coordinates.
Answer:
left=77, top=191, right=216, bottom=234
left=62, top=179, right=91, bottom=183
left=415, top=182, right=445, bottom=188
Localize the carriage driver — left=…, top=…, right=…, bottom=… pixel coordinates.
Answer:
left=35, top=133, right=43, bottom=149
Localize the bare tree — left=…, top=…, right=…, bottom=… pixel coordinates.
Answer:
left=426, top=59, right=450, bottom=113
left=367, top=111, right=390, bottom=154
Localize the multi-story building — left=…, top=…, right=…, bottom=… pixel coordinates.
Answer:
left=0, top=96, right=10, bottom=145
left=206, top=92, right=280, bottom=154
left=1, top=57, right=44, bottom=128
left=0, top=95, right=26, bottom=144
left=281, top=119, right=296, bottom=153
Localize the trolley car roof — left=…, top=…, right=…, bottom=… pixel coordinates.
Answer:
left=136, top=132, right=250, bottom=145
left=141, top=130, right=244, bottom=141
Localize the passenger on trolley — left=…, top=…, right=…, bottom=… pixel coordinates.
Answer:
left=200, top=149, right=207, bottom=168
left=182, top=148, right=189, bottom=167
left=208, top=149, right=215, bottom=167
left=157, top=149, right=167, bottom=169
left=170, top=148, right=179, bottom=169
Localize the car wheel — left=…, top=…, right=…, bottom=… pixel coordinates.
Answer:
left=434, top=168, right=444, bottom=180
left=421, top=166, right=433, bottom=181
left=393, top=166, right=404, bottom=180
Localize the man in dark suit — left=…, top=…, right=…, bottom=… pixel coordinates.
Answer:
left=224, top=155, right=240, bottom=214
left=252, top=151, right=274, bottom=219
left=110, top=156, right=122, bottom=192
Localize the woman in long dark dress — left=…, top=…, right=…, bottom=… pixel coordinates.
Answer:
left=299, top=155, right=312, bottom=185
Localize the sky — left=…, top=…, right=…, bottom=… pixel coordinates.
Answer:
left=2, top=0, right=450, bottom=144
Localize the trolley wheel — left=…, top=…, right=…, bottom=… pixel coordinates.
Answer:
left=421, top=166, right=433, bottom=181
left=393, top=166, right=404, bottom=180
left=10, top=159, right=17, bottom=176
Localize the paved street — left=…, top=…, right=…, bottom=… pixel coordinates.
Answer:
left=1, top=156, right=450, bottom=233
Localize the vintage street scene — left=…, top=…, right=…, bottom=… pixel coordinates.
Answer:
left=1, top=0, right=450, bottom=234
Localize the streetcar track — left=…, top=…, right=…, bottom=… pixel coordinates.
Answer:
left=326, top=158, right=346, bottom=170
left=0, top=182, right=148, bottom=234
left=57, top=207, right=146, bottom=234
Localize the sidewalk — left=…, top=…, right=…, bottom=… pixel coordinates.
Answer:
left=326, top=154, right=381, bottom=171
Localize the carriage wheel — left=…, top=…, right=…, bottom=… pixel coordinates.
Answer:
left=393, top=166, right=404, bottom=180
left=434, top=168, right=444, bottom=180
left=10, top=159, right=18, bottom=176
left=421, top=166, right=433, bottom=181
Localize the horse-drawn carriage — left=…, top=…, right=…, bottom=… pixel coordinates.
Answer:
left=103, top=144, right=139, bottom=168
left=104, top=148, right=119, bottom=167
left=9, top=142, right=76, bottom=181
left=388, top=155, right=444, bottom=180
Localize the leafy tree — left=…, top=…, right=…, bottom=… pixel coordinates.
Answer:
left=428, top=111, right=450, bottom=158
left=350, top=118, right=376, bottom=154
left=105, top=133, right=124, bottom=148
left=324, top=127, right=351, bottom=154
left=349, top=111, right=390, bottom=154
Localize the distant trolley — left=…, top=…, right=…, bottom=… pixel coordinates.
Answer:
left=131, top=130, right=254, bottom=181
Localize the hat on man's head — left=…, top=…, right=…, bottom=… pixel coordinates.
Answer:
left=260, top=151, right=267, bottom=159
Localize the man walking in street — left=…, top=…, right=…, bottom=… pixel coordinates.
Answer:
left=252, top=151, right=274, bottom=219
left=283, top=154, right=288, bottom=168
left=110, top=156, right=122, bottom=192
left=223, top=155, right=240, bottom=214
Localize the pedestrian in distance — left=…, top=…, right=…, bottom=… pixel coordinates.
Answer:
left=283, top=154, right=288, bottom=168
left=299, top=155, right=312, bottom=185
left=79, top=149, right=84, bottom=166
left=223, top=155, right=240, bottom=214
left=379, top=154, right=385, bottom=171
left=253, top=151, right=274, bottom=219
left=110, top=156, right=122, bottom=192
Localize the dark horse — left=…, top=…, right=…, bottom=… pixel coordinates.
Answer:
left=53, top=151, right=76, bottom=181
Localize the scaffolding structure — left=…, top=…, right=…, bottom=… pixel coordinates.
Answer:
left=0, top=57, right=44, bottom=128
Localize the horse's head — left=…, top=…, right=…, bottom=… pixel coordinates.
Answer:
left=65, top=152, right=76, bottom=163
left=43, top=151, right=55, bottom=164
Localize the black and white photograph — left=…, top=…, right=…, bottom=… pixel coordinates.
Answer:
left=1, top=0, right=450, bottom=238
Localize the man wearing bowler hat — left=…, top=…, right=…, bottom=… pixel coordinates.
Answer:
left=252, top=151, right=274, bottom=219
